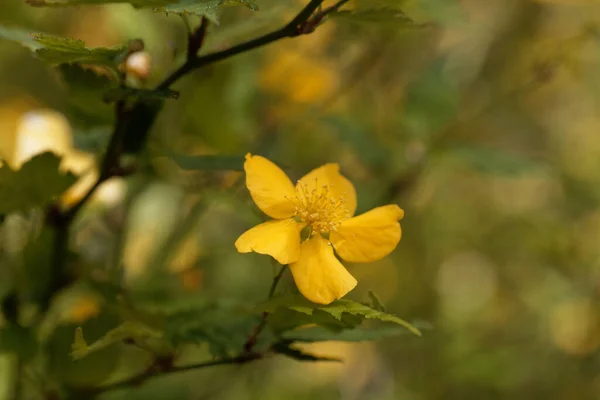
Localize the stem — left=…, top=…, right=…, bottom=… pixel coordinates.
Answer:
left=80, top=353, right=262, bottom=397
left=156, top=0, right=327, bottom=90
left=243, top=264, right=287, bottom=353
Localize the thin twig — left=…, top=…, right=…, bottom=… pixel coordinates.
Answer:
left=10, top=357, right=22, bottom=400
left=187, top=17, right=209, bottom=61
left=80, top=352, right=263, bottom=397
left=156, top=0, right=339, bottom=90
left=243, top=264, right=287, bottom=353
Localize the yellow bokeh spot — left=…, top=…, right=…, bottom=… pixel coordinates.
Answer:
left=549, top=297, right=600, bottom=356
left=63, top=295, right=102, bottom=324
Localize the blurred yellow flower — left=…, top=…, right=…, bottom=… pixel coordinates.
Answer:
left=5, top=109, right=126, bottom=209
left=235, top=154, right=404, bottom=305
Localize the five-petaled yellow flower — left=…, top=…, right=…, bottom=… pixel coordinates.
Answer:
left=235, top=154, right=404, bottom=305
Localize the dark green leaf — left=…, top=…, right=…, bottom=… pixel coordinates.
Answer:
left=155, top=0, right=259, bottom=23
left=103, top=87, right=180, bottom=103
left=169, top=153, right=245, bottom=171
left=165, top=303, right=261, bottom=357
left=367, top=290, right=386, bottom=312
left=0, top=152, right=77, bottom=214
left=57, top=64, right=116, bottom=127
left=268, top=307, right=362, bottom=333
left=32, top=34, right=126, bottom=66
left=282, top=325, right=413, bottom=343
left=259, top=295, right=421, bottom=336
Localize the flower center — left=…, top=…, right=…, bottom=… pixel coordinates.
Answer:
left=293, top=180, right=350, bottom=234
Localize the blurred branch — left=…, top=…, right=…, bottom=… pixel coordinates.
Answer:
left=157, top=0, right=349, bottom=90
left=10, top=357, right=22, bottom=400
left=77, top=352, right=263, bottom=397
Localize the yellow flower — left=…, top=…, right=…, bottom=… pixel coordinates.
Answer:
left=235, top=154, right=404, bottom=305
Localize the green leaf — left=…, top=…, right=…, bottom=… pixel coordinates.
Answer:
left=57, top=64, right=116, bottom=127
left=330, top=8, right=425, bottom=29
left=272, top=342, right=341, bottom=362
left=0, top=25, right=39, bottom=51
left=103, top=87, right=180, bottom=103
left=259, top=296, right=421, bottom=336
left=165, top=306, right=260, bottom=357
left=0, top=152, right=77, bottom=214
left=367, top=290, right=386, bottom=312
left=282, top=325, right=413, bottom=343
left=154, top=0, right=258, bottom=23
left=32, top=34, right=126, bottom=66
left=169, top=153, right=245, bottom=171
left=70, top=321, right=164, bottom=360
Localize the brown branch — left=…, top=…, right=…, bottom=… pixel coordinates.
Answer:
left=156, top=0, right=348, bottom=90
left=77, top=352, right=263, bottom=397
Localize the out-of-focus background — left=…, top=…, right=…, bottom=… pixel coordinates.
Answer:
left=2, top=0, right=600, bottom=399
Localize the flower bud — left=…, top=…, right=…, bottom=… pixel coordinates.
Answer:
left=125, top=51, right=152, bottom=80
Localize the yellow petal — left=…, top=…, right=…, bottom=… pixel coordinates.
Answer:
left=330, top=205, right=404, bottom=263
left=297, top=163, right=357, bottom=217
left=235, top=219, right=303, bottom=264
left=289, top=235, right=357, bottom=304
left=244, top=153, right=297, bottom=219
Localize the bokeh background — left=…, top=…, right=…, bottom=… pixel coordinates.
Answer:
left=2, top=0, right=600, bottom=399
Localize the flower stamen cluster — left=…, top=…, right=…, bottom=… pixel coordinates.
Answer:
left=293, top=179, right=350, bottom=234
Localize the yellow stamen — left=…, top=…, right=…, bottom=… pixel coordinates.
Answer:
left=292, top=178, right=350, bottom=234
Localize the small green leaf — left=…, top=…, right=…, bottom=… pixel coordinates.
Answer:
left=169, top=153, right=245, bottom=171
left=32, top=34, right=126, bottom=66
left=70, top=321, right=164, bottom=360
left=282, top=325, right=412, bottom=343
left=272, top=342, right=341, bottom=362
left=58, top=64, right=116, bottom=127
left=0, top=152, right=77, bottom=214
left=70, top=327, right=89, bottom=360
left=103, top=87, right=180, bottom=103
left=154, top=0, right=258, bottom=23
left=259, top=295, right=421, bottom=336
left=367, top=290, right=386, bottom=312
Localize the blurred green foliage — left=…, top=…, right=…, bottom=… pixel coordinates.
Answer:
left=1, top=0, right=600, bottom=399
